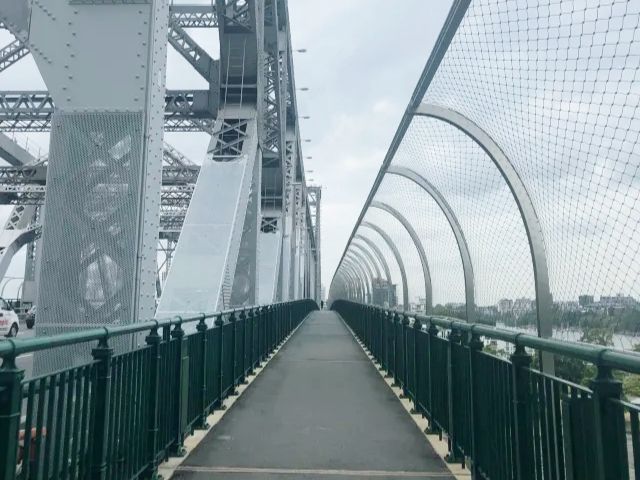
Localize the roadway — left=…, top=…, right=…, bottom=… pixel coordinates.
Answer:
left=0, top=323, right=35, bottom=378
left=173, top=310, right=453, bottom=479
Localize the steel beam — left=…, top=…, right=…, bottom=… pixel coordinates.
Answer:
left=168, top=21, right=220, bottom=83
left=0, top=90, right=217, bottom=133
left=0, top=132, right=38, bottom=166
left=169, top=4, right=218, bottom=28
left=0, top=38, right=28, bottom=73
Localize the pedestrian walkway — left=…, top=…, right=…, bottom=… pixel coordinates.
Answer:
left=173, top=311, right=454, bottom=479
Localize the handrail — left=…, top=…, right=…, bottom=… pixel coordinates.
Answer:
left=0, top=303, right=291, bottom=360
left=373, top=307, right=640, bottom=374
left=0, top=299, right=318, bottom=480
left=333, top=299, right=634, bottom=479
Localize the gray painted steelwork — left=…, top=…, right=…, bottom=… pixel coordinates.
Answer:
left=386, top=165, right=475, bottom=322
left=0, top=0, right=171, bottom=372
left=414, top=104, right=553, bottom=370
left=370, top=201, right=432, bottom=313
left=0, top=1, right=320, bottom=371
left=360, top=221, right=409, bottom=308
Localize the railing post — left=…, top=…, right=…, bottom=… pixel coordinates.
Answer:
left=392, top=311, right=400, bottom=386
left=215, top=314, right=225, bottom=409
left=0, top=348, right=25, bottom=480
left=510, top=344, right=534, bottom=480
left=229, top=311, right=238, bottom=395
left=445, top=327, right=463, bottom=463
left=383, top=310, right=392, bottom=378
left=196, top=315, right=210, bottom=428
left=590, top=365, right=628, bottom=479
left=171, top=318, right=189, bottom=456
left=425, top=319, right=439, bottom=433
left=411, top=317, right=422, bottom=415
left=144, top=322, right=162, bottom=479
left=238, top=310, right=247, bottom=385
left=401, top=313, right=411, bottom=398
left=90, top=334, right=114, bottom=479
left=467, top=331, right=483, bottom=478
left=247, top=308, right=255, bottom=375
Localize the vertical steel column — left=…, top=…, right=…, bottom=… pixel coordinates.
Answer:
left=0, top=1, right=171, bottom=371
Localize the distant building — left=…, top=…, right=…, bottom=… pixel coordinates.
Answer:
left=445, top=302, right=465, bottom=311
left=416, top=297, right=428, bottom=313
left=372, top=278, right=397, bottom=308
left=512, top=298, right=534, bottom=318
left=578, top=295, right=594, bottom=307
left=497, top=298, right=513, bottom=314
left=600, top=294, right=637, bottom=309
left=477, top=305, right=498, bottom=316
left=557, top=301, right=580, bottom=312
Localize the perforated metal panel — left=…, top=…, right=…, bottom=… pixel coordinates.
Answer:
left=35, top=111, right=145, bottom=371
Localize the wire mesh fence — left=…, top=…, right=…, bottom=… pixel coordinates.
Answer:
left=330, top=0, right=640, bottom=363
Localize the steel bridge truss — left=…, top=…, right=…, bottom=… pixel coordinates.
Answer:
left=0, top=1, right=319, bottom=368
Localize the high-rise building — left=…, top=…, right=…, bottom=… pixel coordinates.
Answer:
left=578, top=294, right=594, bottom=307
left=497, top=298, right=513, bottom=314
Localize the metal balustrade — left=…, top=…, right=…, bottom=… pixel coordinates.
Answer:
left=333, top=299, right=637, bottom=480
left=0, top=300, right=317, bottom=480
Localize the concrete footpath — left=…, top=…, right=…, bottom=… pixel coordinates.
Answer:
left=172, top=310, right=454, bottom=479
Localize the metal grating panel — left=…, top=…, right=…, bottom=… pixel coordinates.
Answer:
left=35, top=111, right=145, bottom=372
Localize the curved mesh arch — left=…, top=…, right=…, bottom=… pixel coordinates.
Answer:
left=423, top=0, right=640, bottom=340
left=364, top=207, right=423, bottom=310
left=347, top=246, right=380, bottom=284
left=375, top=174, right=466, bottom=317
left=351, top=241, right=383, bottom=280
left=355, top=228, right=404, bottom=308
left=392, top=116, right=535, bottom=326
left=345, top=252, right=374, bottom=301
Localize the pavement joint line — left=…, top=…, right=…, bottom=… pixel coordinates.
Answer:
left=278, top=359, right=370, bottom=363
left=336, top=314, right=470, bottom=480
left=158, top=312, right=313, bottom=480
left=174, top=465, right=456, bottom=477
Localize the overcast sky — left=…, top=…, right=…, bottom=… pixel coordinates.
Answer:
left=0, top=1, right=454, bottom=297
left=286, top=1, right=453, bottom=292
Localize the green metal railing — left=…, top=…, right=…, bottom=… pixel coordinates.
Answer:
left=333, top=299, right=638, bottom=480
left=0, top=299, right=317, bottom=480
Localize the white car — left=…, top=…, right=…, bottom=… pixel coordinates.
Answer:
left=0, top=298, right=19, bottom=337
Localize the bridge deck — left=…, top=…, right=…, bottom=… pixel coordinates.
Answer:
left=173, top=310, right=453, bottom=479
